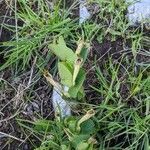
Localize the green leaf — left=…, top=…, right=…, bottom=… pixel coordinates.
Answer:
left=108, top=29, right=122, bottom=36
left=68, top=120, right=77, bottom=133
left=61, top=145, right=68, bottom=150
left=71, top=134, right=89, bottom=149
left=77, top=110, right=95, bottom=132
left=80, top=47, right=89, bottom=63
left=33, top=119, right=52, bottom=132
left=76, top=142, right=89, bottom=150
left=49, top=36, right=77, bottom=64
left=64, top=116, right=78, bottom=133
left=80, top=119, right=95, bottom=135
left=73, top=57, right=83, bottom=86
left=35, top=140, right=60, bottom=150
left=77, top=87, right=85, bottom=100
left=58, top=62, right=73, bottom=87
left=68, top=69, right=86, bottom=98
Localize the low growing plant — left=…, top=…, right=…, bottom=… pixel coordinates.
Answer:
left=35, top=110, right=96, bottom=150
left=44, top=36, right=89, bottom=100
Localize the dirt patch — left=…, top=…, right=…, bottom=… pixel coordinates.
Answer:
left=85, top=37, right=125, bottom=104
left=92, top=37, right=124, bottom=59
left=0, top=2, right=14, bottom=65
left=0, top=2, right=14, bottom=42
left=0, top=72, right=54, bottom=149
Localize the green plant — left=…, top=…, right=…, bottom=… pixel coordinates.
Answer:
left=44, top=36, right=89, bottom=100
left=18, top=109, right=97, bottom=150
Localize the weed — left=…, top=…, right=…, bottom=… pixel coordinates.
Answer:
left=44, top=36, right=89, bottom=100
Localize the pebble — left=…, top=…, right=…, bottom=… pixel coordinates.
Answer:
left=24, top=101, right=40, bottom=115
left=127, top=0, right=150, bottom=26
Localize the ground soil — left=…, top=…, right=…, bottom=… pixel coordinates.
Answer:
left=0, top=73, right=54, bottom=149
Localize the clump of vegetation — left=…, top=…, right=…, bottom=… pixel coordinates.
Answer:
left=31, top=110, right=96, bottom=150
left=44, top=36, right=89, bottom=100
left=0, top=0, right=79, bottom=72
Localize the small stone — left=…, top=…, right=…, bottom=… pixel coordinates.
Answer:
left=127, top=0, right=150, bottom=26
left=79, top=0, right=90, bottom=24
left=31, top=101, right=40, bottom=112
left=23, top=144, right=29, bottom=150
